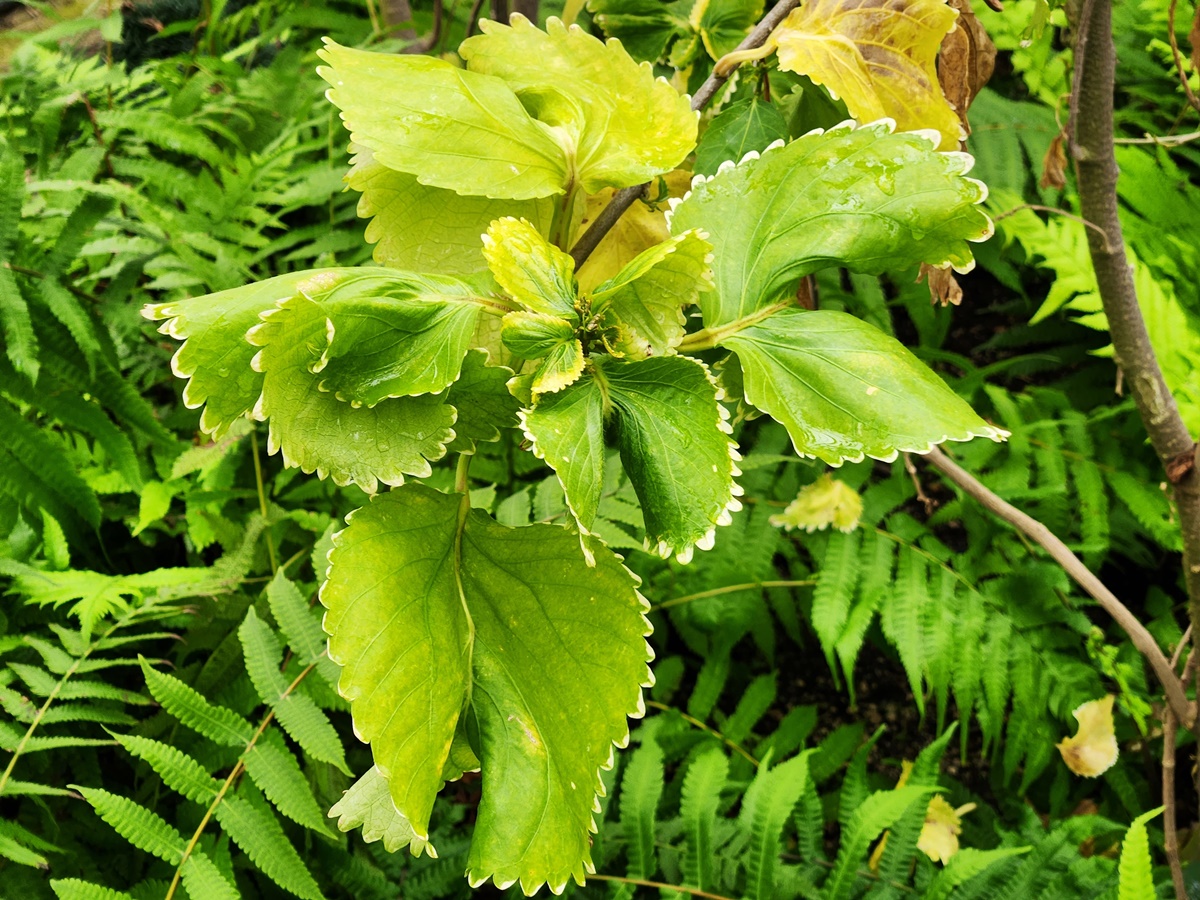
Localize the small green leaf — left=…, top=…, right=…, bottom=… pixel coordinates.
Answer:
left=140, top=660, right=254, bottom=747
left=694, top=99, right=789, bottom=177
left=484, top=217, right=579, bottom=319
left=319, top=42, right=569, bottom=200
left=591, top=230, right=713, bottom=359
left=668, top=121, right=992, bottom=328
left=75, top=787, right=185, bottom=864
left=321, top=484, right=652, bottom=893
left=347, top=151, right=554, bottom=274
left=329, top=767, right=433, bottom=857
left=532, top=338, right=587, bottom=396
left=1118, top=807, right=1162, bottom=900
left=111, top=733, right=220, bottom=804
left=248, top=293, right=455, bottom=492
left=524, top=356, right=738, bottom=561
left=50, top=880, right=135, bottom=900
left=460, top=16, right=697, bottom=193
left=723, top=309, right=1006, bottom=464
left=502, top=312, right=577, bottom=359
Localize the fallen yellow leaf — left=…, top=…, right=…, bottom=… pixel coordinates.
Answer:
left=1057, top=695, right=1119, bottom=777
left=769, top=473, right=863, bottom=533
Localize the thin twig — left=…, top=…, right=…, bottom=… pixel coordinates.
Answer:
left=654, top=579, right=815, bottom=611
left=585, top=874, right=736, bottom=899
left=250, top=428, right=277, bottom=574
left=923, top=446, right=1194, bottom=728
left=567, top=0, right=803, bottom=269
left=1115, top=129, right=1200, bottom=145
left=644, top=700, right=759, bottom=767
left=406, top=0, right=444, bottom=54
left=464, top=0, right=487, bottom=37
left=1163, top=647, right=1196, bottom=900
left=1168, top=0, right=1200, bottom=113
left=903, top=453, right=934, bottom=514
left=993, top=204, right=1115, bottom=254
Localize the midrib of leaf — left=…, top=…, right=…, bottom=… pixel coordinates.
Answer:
left=452, top=484, right=477, bottom=711
left=163, top=659, right=319, bottom=900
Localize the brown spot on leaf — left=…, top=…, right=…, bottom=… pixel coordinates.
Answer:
left=1040, top=133, right=1068, bottom=190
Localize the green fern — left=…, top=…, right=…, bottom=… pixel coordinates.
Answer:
left=1117, top=808, right=1162, bottom=900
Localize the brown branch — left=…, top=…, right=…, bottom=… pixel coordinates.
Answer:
left=1168, top=0, right=1200, bottom=113
left=568, top=0, right=803, bottom=269
left=1071, top=0, right=1200, bottom=658
left=1163, top=646, right=1195, bottom=900
left=993, top=204, right=1114, bottom=254
left=923, top=446, right=1194, bottom=729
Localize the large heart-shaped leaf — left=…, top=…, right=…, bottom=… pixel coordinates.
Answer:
left=667, top=122, right=991, bottom=328
left=767, top=0, right=962, bottom=150
left=722, top=308, right=1006, bottom=464
left=248, top=295, right=455, bottom=491
left=459, top=16, right=697, bottom=193
left=321, top=485, right=652, bottom=893
left=318, top=41, right=570, bottom=200
left=521, top=355, right=740, bottom=561
left=347, top=149, right=554, bottom=275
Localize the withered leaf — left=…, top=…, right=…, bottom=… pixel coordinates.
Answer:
left=938, top=0, right=997, bottom=138
left=918, top=262, right=963, bottom=307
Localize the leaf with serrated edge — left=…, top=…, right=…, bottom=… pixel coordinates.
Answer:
left=142, top=271, right=324, bottom=439
left=591, top=230, right=713, bottom=360
left=321, top=484, right=652, bottom=893
left=723, top=308, right=1006, bottom=464
left=248, top=293, right=455, bottom=492
left=532, top=339, right=586, bottom=396
left=484, top=218, right=579, bottom=320
left=460, top=16, right=697, bottom=193
left=767, top=0, right=962, bottom=150
left=318, top=41, right=569, bottom=200
left=502, top=312, right=577, bottom=359
left=329, top=767, right=433, bottom=857
left=667, top=123, right=991, bottom=328
left=347, top=148, right=554, bottom=274
left=522, top=356, right=740, bottom=561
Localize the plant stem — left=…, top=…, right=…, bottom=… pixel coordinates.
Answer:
left=567, top=0, right=804, bottom=269
left=164, top=661, right=318, bottom=900
left=1163, top=640, right=1193, bottom=900
left=585, top=874, right=736, bottom=899
left=455, top=452, right=472, bottom=494
left=251, top=428, right=278, bottom=574
left=924, top=446, right=1194, bottom=728
left=655, top=579, right=815, bottom=611
left=644, top=700, right=759, bottom=766
left=676, top=301, right=791, bottom=351
left=1070, top=0, right=1200, bottom=680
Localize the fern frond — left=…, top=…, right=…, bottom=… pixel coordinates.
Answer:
left=811, top=530, right=861, bottom=680
left=1117, top=808, right=1162, bottom=900
left=111, top=732, right=220, bottom=804
left=823, top=786, right=936, bottom=898
left=0, top=401, right=99, bottom=530
left=178, top=849, right=239, bottom=900
left=265, top=571, right=324, bottom=664
left=139, top=660, right=254, bottom=747
left=721, top=674, right=776, bottom=746
left=74, top=786, right=185, bottom=863
left=737, top=752, right=812, bottom=900
left=0, top=780, right=76, bottom=798
left=619, top=732, right=665, bottom=880
left=40, top=703, right=136, bottom=726
left=679, top=745, right=728, bottom=891
left=838, top=727, right=884, bottom=830
left=923, top=847, right=1032, bottom=900
left=881, top=549, right=928, bottom=715
left=37, top=279, right=101, bottom=368
left=50, top=879, right=135, bottom=900
left=242, top=731, right=333, bottom=835
left=239, top=608, right=347, bottom=773
left=0, top=267, right=38, bottom=381
left=212, top=792, right=324, bottom=900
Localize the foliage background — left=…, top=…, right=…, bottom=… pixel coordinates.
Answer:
left=0, top=0, right=1197, bottom=896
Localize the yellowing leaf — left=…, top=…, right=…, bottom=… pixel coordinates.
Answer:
left=1057, top=695, right=1119, bottom=777
left=917, top=795, right=975, bottom=863
left=769, top=473, right=863, bottom=532
left=725, top=0, right=963, bottom=150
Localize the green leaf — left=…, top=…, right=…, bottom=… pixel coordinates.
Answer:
left=484, top=217, right=579, bottom=319
left=1118, top=807, right=1162, bottom=900
left=502, top=312, right=578, bottom=359
left=531, top=338, right=587, bottom=396
left=460, top=16, right=697, bottom=193
left=738, top=753, right=812, bottom=900
left=318, top=41, right=570, bottom=200
left=694, top=99, right=789, bottom=177
left=668, top=122, right=991, bottom=328
left=75, top=787, right=184, bottom=864
left=50, top=880, right=136, bottom=900
left=0, top=265, right=38, bottom=381
left=266, top=571, right=327, bottom=667
left=824, top=785, right=936, bottom=897
left=679, top=745, right=729, bottom=890
left=722, top=309, right=1006, bottom=464
left=241, top=732, right=333, bottom=834
left=443, top=350, right=520, bottom=453
left=111, top=733, right=220, bottom=804
left=140, top=659, right=254, bottom=747
left=590, top=230, right=713, bottom=360
left=238, top=609, right=348, bottom=777
left=143, top=270, right=319, bottom=439
left=522, top=355, right=739, bottom=561
left=347, top=151, right=554, bottom=274
left=179, top=852, right=239, bottom=900
left=321, top=484, right=652, bottom=893
left=248, top=293, right=455, bottom=492
left=589, top=0, right=761, bottom=63
left=214, top=794, right=323, bottom=900
left=923, top=846, right=1031, bottom=900
left=620, top=734, right=665, bottom=880
left=329, top=766, right=433, bottom=857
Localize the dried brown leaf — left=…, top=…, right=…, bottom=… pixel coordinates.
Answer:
left=939, top=0, right=997, bottom=137
left=1040, top=133, right=1068, bottom=190
left=918, top=263, right=963, bottom=307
